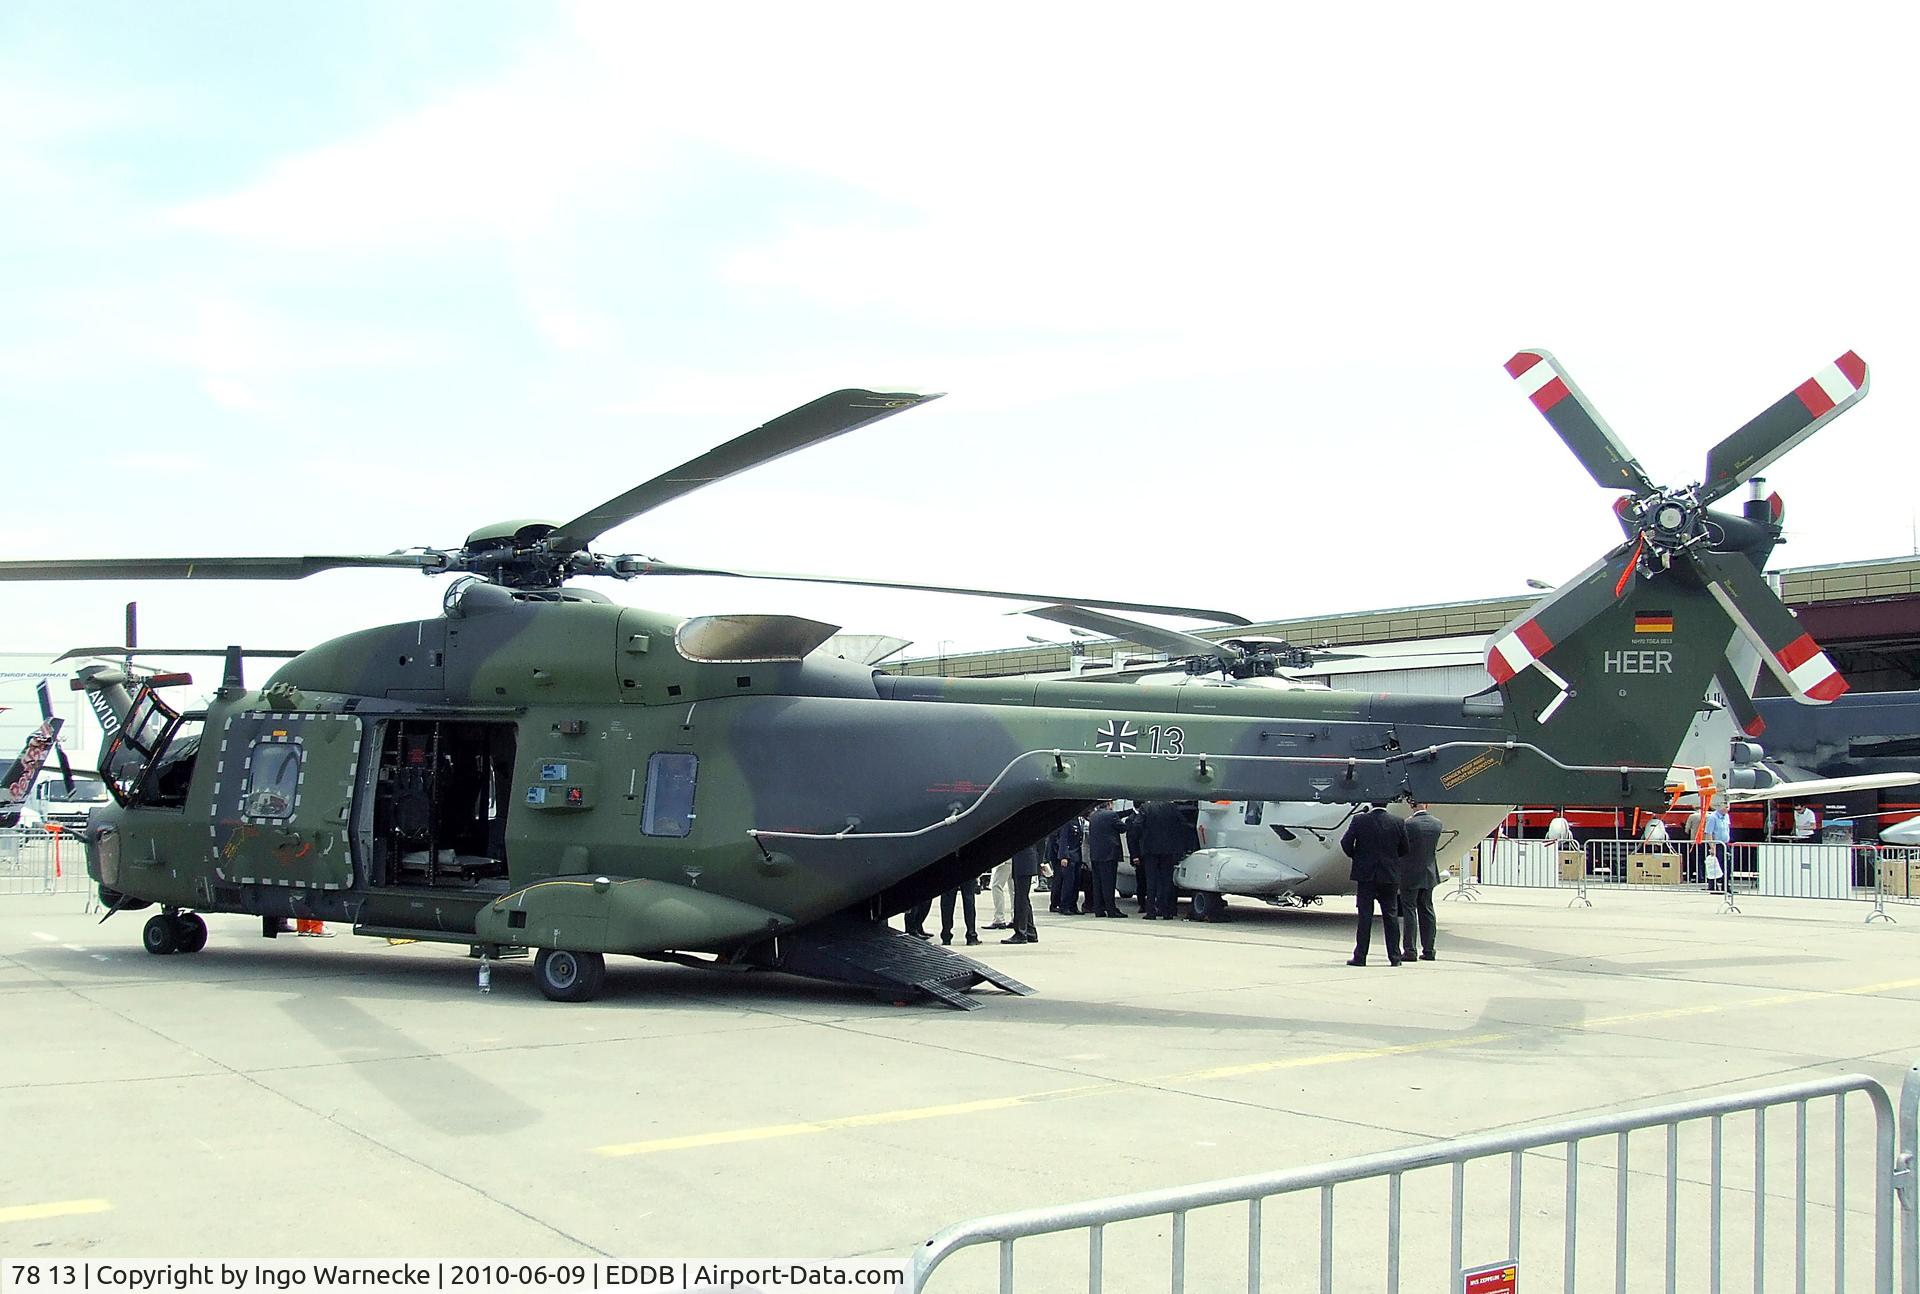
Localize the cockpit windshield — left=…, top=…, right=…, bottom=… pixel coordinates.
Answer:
left=101, top=686, right=202, bottom=808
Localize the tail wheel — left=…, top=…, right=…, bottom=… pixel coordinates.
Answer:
left=533, top=948, right=606, bottom=1002
left=142, top=913, right=179, bottom=956
left=173, top=912, right=208, bottom=954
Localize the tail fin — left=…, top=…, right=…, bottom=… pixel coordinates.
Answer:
left=1493, top=346, right=1869, bottom=778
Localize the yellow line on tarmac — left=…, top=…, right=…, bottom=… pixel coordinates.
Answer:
left=0, top=1199, right=111, bottom=1225
left=595, top=1083, right=1114, bottom=1157
left=591, top=975, right=1920, bottom=1158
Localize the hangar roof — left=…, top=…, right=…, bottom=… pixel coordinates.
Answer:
left=895, top=555, right=1920, bottom=688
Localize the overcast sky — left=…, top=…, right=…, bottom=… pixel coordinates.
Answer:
left=3, top=1, right=1915, bottom=708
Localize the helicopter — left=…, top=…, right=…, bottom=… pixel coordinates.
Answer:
left=0, top=350, right=1872, bottom=1004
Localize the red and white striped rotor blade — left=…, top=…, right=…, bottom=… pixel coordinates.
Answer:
left=1700, top=352, right=1868, bottom=506
left=1505, top=350, right=1658, bottom=496
left=1691, top=550, right=1847, bottom=704
left=1485, top=547, right=1634, bottom=686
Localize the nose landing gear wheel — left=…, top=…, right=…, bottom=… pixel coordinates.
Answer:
left=533, top=948, right=606, bottom=1002
left=142, top=913, right=179, bottom=955
left=1188, top=891, right=1230, bottom=922
left=173, top=912, right=208, bottom=954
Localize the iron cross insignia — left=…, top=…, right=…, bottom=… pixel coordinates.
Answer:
left=1095, top=719, right=1139, bottom=755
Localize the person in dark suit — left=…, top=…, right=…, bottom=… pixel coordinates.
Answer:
left=1086, top=801, right=1136, bottom=917
left=1396, top=803, right=1443, bottom=961
left=1049, top=816, right=1088, bottom=914
left=904, top=896, right=933, bottom=939
left=1124, top=809, right=1147, bottom=912
left=1135, top=800, right=1195, bottom=919
left=1340, top=803, right=1409, bottom=965
left=939, top=875, right=981, bottom=946
left=1002, top=842, right=1041, bottom=943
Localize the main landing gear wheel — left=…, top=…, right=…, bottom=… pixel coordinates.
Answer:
left=142, top=913, right=179, bottom=955
left=173, top=912, right=208, bottom=954
left=533, top=948, right=606, bottom=1002
left=1189, top=891, right=1230, bottom=922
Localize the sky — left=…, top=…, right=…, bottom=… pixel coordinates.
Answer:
left=3, top=0, right=1917, bottom=724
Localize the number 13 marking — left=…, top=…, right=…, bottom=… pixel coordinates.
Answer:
left=1146, top=724, right=1184, bottom=756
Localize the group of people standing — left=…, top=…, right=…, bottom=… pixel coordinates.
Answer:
left=1339, top=802, right=1445, bottom=966
left=904, top=798, right=1203, bottom=947
left=1040, top=800, right=1197, bottom=922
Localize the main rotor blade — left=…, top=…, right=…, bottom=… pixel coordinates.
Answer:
left=1025, top=605, right=1243, bottom=660
left=1691, top=549, right=1848, bottom=703
left=548, top=389, right=943, bottom=554
left=1699, top=351, right=1868, bottom=506
left=1505, top=350, right=1658, bottom=496
left=0, top=555, right=443, bottom=582
left=626, top=560, right=1251, bottom=626
left=53, top=647, right=304, bottom=662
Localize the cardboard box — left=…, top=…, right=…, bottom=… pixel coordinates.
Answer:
left=1630, top=851, right=1682, bottom=885
left=1558, top=849, right=1585, bottom=882
left=1882, top=858, right=1920, bottom=898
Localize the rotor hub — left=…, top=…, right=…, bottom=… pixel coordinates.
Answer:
left=1634, top=489, right=1704, bottom=554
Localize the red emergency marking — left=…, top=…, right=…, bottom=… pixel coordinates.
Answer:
left=1503, top=352, right=1541, bottom=378
left=1516, top=620, right=1551, bottom=656
left=1836, top=350, right=1867, bottom=386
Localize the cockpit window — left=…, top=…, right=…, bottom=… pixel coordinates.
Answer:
left=242, top=740, right=303, bottom=820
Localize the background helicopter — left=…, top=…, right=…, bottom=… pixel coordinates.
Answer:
left=0, top=350, right=1873, bottom=1004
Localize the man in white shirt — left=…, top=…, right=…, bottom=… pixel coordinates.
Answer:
left=1791, top=804, right=1817, bottom=840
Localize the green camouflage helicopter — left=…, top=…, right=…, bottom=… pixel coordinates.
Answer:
left=0, top=349, right=1871, bottom=1004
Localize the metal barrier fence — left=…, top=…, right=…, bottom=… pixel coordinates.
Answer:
left=912, top=1063, right=1920, bottom=1292
left=0, top=827, right=93, bottom=897
left=1475, top=837, right=1919, bottom=915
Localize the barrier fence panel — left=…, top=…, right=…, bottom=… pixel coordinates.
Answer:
left=1471, top=837, right=1920, bottom=911
left=911, top=1068, right=1917, bottom=1293
left=0, top=827, right=93, bottom=897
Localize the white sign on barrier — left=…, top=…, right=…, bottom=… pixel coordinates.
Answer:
left=1754, top=843, right=1854, bottom=899
left=1477, top=839, right=1557, bottom=887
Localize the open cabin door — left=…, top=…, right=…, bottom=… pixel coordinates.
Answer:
left=210, top=712, right=362, bottom=893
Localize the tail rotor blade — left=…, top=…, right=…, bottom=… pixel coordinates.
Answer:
left=1691, top=549, right=1848, bottom=703
left=1486, top=544, right=1636, bottom=685
left=1700, top=351, right=1867, bottom=505
left=38, top=683, right=73, bottom=792
left=1715, top=667, right=1766, bottom=738
left=1505, top=350, right=1658, bottom=495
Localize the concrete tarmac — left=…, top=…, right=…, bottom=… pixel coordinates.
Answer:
left=2, top=883, right=1916, bottom=1288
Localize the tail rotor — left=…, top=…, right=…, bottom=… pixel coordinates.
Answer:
left=1492, top=348, right=1869, bottom=712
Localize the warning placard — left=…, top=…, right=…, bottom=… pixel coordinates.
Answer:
left=1462, top=1259, right=1517, bottom=1293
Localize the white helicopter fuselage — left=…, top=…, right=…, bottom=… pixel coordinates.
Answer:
left=1181, top=797, right=1512, bottom=903
left=1098, top=670, right=1509, bottom=906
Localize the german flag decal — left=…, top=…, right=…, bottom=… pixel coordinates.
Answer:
left=1634, top=610, right=1675, bottom=635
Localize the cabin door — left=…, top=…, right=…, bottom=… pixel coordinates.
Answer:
left=209, top=712, right=362, bottom=893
